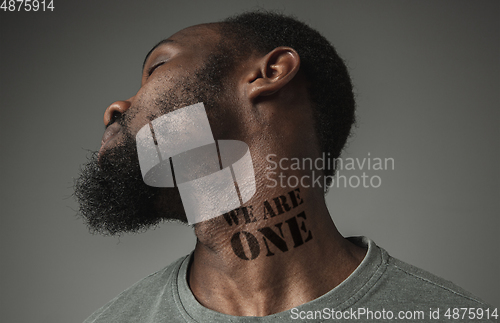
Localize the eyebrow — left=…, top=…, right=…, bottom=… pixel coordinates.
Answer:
left=142, top=39, right=175, bottom=71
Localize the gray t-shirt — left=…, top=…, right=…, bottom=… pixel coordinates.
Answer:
left=83, top=237, right=496, bottom=322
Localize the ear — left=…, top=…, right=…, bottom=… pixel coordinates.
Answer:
left=246, top=47, right=300, bottom=101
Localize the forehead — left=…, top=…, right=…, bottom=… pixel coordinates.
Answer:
left=143, top=24, right=221, bottom=69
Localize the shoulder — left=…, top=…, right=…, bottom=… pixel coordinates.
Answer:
left=372, top=253, right=489, bottom=307
left=83, top=255, right=188, bottom=323
left=346, top=237, right=490, bottom=308
left=347, top=240, right=497, bottom=321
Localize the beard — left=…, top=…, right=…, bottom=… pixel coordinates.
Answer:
left=74, top=132, right=187, bottom=236
left=74, top=52, right=234, bottom=235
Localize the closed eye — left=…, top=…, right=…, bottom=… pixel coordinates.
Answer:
left=147, top=62, right=165, bottom=76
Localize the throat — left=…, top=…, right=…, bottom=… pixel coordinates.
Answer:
left=193, top=188, right=312, bottom=259
left=187, top=187, right=366, bottom=316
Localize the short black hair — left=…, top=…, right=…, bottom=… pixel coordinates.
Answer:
left=219, top=11, right=356, bottom=189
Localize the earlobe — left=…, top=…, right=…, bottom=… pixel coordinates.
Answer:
left=247, top=47, right=300, bottom=101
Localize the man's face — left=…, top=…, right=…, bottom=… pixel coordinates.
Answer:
left=74, top=24, right=232, bottom=235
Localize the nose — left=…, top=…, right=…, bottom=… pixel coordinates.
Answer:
left=103, top=98, right=133, bottom=127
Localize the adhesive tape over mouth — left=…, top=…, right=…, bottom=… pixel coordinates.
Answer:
left=136, top=102, right=256, bottom=224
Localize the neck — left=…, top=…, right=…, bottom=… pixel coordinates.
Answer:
left=188, top=185, right=366, bottom=316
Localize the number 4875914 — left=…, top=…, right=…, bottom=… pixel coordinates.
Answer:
left=1, top=0, right=54, bottom=11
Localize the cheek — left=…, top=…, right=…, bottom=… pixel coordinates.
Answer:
left=125, top=90, right=164, bottom=135
left=127, top=115, right=151, bottom=138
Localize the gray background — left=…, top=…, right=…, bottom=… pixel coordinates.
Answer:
left=1, top=0, right=498, bottom=322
